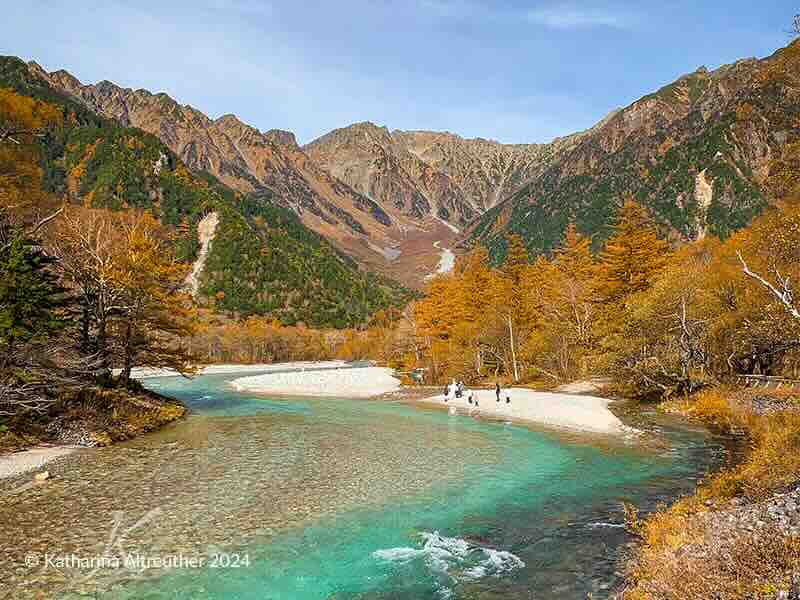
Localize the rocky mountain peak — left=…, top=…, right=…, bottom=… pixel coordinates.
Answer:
left=214, top=113, right=242, bottom=127
left=263, top=129, right=298, bottom=148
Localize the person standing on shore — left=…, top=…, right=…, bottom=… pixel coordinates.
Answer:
left=496, top=382, right=501, bottom=402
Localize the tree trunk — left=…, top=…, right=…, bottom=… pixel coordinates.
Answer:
left=120, top=320, right=134, bottom=385
left=80, top=299, right=91, bottom=354
left=95, top=310, right=111, bottom=384
left=507, top=315, right=519, bottom=382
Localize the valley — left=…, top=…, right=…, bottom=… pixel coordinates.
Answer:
left=2, top=13, right=800, bottom=599
left=23, top=41, right=798, bottom=283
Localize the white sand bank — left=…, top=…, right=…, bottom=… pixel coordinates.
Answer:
left=0, top=446, right=77, bottom=480
left=126, top=361, right=350, bottom=380
left=421, top=388, right=629, bottom=435
left=230, top=366, right=401, bottom=399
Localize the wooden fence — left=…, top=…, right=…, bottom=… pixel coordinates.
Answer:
left=735, top=374, right=800, bottom=391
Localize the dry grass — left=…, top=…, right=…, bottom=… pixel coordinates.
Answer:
left=0, top=384, right=186, bottom=452
left=53, top=385, right=186, bottom=445
left=626, top=519, right=800, bottom=600
left=622, top=386, right=800, bottom=599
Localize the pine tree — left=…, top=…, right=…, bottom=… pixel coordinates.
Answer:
left=594, top=200, right=671, bottom=306
left=0, top=230, right=65, bottom=353
left=554, top=223, right=594, bottom=282
left=501, top=233, right=529, bottom=285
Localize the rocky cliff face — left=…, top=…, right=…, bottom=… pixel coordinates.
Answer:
left=304, top=122, right=586, bottom=226
left=465, top=42, right=800, bottom=260
left=392, top=130, right=556, bottom=211
left=305, top=122, right=470, bottom=226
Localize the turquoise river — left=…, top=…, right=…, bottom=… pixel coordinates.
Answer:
left=1, top=368, right=730, bottom=599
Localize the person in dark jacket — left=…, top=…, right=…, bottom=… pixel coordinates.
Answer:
left=495, top=382, right=501, bottom=402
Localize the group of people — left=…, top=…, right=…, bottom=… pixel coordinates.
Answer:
left=442, top=380, right=511, bottom=406
left=443, top=380, right=471, bottom=403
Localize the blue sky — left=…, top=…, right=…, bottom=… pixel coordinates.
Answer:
left=3, top=1, right=796, bottom=144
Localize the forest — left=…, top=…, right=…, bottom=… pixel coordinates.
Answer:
left=0, top=81, right=408, bottom=440
left=2, top=26, right=800, bottom=600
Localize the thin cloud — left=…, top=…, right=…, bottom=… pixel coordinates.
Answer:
left=527, top=6, right=637, bottom=30
left=414, top=0, right=488, bottom=20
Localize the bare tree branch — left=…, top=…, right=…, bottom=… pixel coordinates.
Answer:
left=737, top=251, right=800, bottom=319
left=0, top=205, right=65, bottom=253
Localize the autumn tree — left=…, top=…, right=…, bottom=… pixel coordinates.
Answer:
left=48, top=208, right=198, bottom=383
left=0, top=89, right=61, bottom=223
left=49, top=208, right=125, bottom=379
left=594, top=199, right=671, bottom=307
left=112, top=211, right=197, bottom=383
left=501, top=233, right=529, bottom=285
left=604, top=243, right=719, bottom=397
left=726, top=204, right=800, bottom=374
left=551, top=224, right=595, bottom=350
left=521, top=225, right=597, bottom=383
left=413, top=247, right=504, bottom=381
left=495, top=234, right=533, bottom=381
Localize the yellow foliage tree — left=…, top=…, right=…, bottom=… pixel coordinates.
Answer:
left=0, top=88, right=61, bottom=221
left=594, top=199, right=671, bottom=307
left=112, top=211, right=198, bottom=382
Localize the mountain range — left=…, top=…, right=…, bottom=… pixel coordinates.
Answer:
left=0, top=56, right=412, bottom=328
left=3, top=39, right=799, bottom=322
left=24, top=63, right=599, bottom=285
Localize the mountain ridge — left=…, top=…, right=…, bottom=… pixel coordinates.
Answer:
left=463, top=42, right=800, bottom=260
left=1, top=55, right=411, bottom=327
left=24, top=40, right=800, bottom=275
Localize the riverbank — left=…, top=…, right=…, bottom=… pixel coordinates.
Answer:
left=0, top=445, right=78, bottom=479
left=0, top=383, right=186, bottom=476
left=618, top=386, right=800, bottom=599
left=414, top=387, right=631, bottom=435
left=230, top=365, right=402, bottom=398
left=125, top=360, right=350, bottom=379
left=223, top=363, right=630, bottom=434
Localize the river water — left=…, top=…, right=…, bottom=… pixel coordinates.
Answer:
left=1, top=370, right=729, bottom=599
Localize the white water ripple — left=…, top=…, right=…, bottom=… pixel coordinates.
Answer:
left=373, top=530, right=525, bottom=589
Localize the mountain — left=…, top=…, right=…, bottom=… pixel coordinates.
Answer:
left=28, top=66, right=586, bottom=286
left=465, top=41, right=800, bottom=260
left=1, top=56, right=411, bottom=327
left=305, top=123, right=591, bottom=219
left=26, top=67, right=463, bottom=286
left=22, top=39, right=800, bottom=279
